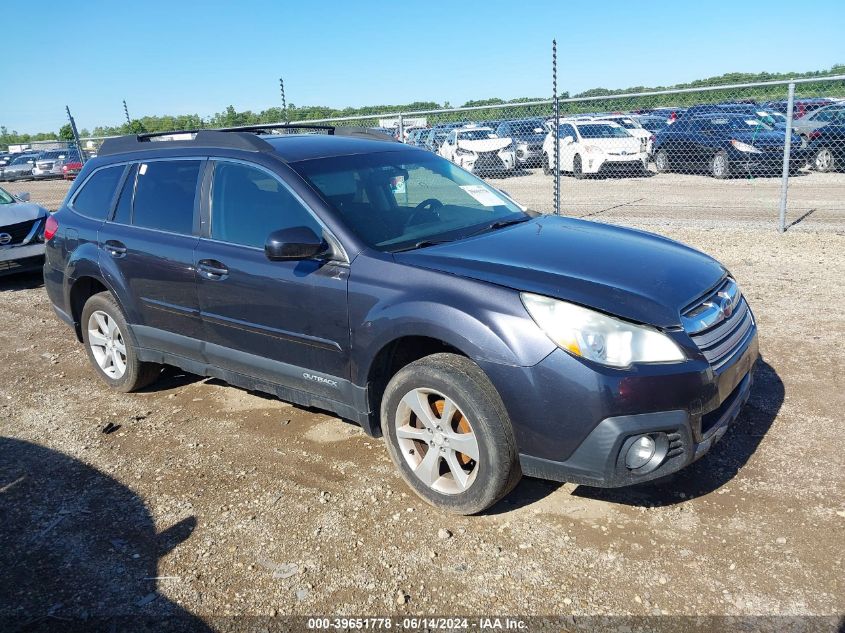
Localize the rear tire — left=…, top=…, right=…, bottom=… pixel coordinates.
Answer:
left=573, top=154, right=585, bottom=179
left=711, top=151, right=730, bottom=179
left=81, top=292, right=161, bottom=393
left=380, top=353, right=521, bottom=515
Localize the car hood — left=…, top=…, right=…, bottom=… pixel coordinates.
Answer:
left=572, top=136, right=642, bottom=151
left=2, top=164, right=33, bottom=173
left=396, top=216, right=725, bottom=327
left=0, top=202, right=48, bottom=226
left=457, top=137, right=512, bottom=152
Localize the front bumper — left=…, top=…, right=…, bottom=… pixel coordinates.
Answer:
left=481, top=325, right=759, bottom=488
left=584, top=153, right=647, bottom=174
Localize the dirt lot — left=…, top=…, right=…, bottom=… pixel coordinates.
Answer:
left=1, top=176, right=844, bottom=630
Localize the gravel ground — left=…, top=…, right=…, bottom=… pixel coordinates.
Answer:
left=1, top=177, right=844, bottom=631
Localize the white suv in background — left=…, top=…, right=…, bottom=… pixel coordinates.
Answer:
left=542, top=120, right=648, bottom=178
left=439, top=126, right=516, bottom=175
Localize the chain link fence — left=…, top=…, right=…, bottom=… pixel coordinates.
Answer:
left=8, top=76, right=843, bottom=230
left=263, top=75, right=845, bottom=231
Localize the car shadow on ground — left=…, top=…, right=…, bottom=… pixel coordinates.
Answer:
left=0, top=270, right=43, bottom=291
left=572, top=358, right=784, bottom=508
left=491, top=358, right=783, bottom=512
left=0, top=437, right=211, bottom=632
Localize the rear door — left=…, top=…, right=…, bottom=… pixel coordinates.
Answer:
left=97, top=158, right=205, bottom=358
left=193, top=159, right=350, bottom=399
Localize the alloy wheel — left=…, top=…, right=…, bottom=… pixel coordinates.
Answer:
left=815, top=148, right=834, bottom=172
left=395, top=388, right=479, bottom=495
left=87, top=310, right=127, bottom=379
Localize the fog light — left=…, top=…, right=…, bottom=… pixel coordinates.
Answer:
left=625, top=435, right=656, bottom=470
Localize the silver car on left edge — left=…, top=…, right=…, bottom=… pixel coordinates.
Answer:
left=0, top=186, right=49, bottom=276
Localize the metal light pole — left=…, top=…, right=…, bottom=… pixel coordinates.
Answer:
left=123, top=100, right=131, bottom=125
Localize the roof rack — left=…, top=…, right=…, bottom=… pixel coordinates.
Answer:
left=98, top=130, right=275, bottom=156
left=97, top=123, right=397, bottom=157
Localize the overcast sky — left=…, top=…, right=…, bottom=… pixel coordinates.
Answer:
left=2, top=0, right=843, bottom=133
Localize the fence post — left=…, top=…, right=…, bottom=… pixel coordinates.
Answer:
left=398, top=114, right=405, bottom=144
left=778, top=82, right=796, bottom=233
left=553, top=39, right=560, bottom=216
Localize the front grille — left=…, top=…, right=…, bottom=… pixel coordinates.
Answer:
left=683, top=278, right=754, bottom=369
left=0, top=219, right=40, bottom=245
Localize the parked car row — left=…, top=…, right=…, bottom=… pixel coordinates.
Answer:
left=393, top=99, right=845, bottom=179
left=0, top=148, right=84, bottom=182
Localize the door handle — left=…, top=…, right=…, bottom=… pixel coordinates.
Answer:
left=103, top=240, right=127, bottom=258
left=197, top=259, right=229, bottom=280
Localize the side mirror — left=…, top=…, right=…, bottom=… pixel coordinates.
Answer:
left=16, top=192, right=31, bottom=202
left=265, top=226, right=329, bottom=261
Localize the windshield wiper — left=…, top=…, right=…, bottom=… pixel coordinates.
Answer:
left=465, top=215, right=531, bottom=238
left=390, top=239, right=454, bottom=253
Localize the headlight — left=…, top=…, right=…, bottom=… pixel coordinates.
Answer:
left=521, top=293, right=685, bottom=368
left=499, top=143, right=514, bottom=152
left=456, top=147, right=474, bottom=156
left=730, top=140, right=762, bottom=154
left=584, top=145, right=602, bottom=153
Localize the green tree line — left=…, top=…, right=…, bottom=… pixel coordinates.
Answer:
left=2, top=66, right=843, bottom=148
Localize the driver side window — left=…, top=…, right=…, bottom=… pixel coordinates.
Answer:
left=210, top=161, right=321, bottom=248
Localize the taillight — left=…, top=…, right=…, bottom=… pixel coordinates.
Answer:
left=44, top=214, right=59, bottom=241
left=808, top=130, right=822, bottom=140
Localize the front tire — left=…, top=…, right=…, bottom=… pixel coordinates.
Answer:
left=81, top=291, right=161, bottom=392
left=813, top=147, right=835, bottom=172
left=711, top=150, right=730, bottom=179
left=381, top=353, right=521, bottom=515
left=573, top=154, right=585, bottom=179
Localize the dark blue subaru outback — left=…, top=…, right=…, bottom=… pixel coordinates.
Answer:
left=44, top=126, right=758, bottom=514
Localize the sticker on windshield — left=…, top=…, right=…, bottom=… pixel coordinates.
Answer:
left=390, top=176, right=406, bottom=194
left=460, top=185, right=506, bottom=207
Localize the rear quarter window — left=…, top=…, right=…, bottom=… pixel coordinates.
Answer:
left=72, top=165, right=125, bottom=220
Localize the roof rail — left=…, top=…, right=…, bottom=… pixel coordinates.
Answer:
left=97, top=123, right=399, bottom=157
left=98, top=130, right=275, bottom=156
left=217, top=123, right=398, bottom=142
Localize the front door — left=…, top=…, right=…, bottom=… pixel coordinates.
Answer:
left=194, top=159, right=350, bottom=401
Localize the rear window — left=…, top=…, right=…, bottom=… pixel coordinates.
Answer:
left=72, top=165, right=125, bottom=220
left=132, top=160, right=201, bottom=234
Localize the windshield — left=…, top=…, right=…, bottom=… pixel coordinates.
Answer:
left=0, top=187, right=14, bottom=204
left=604, top=118, right=639, bottom=129
left=510, top=120, right=545, bottom=135
left=575, top=124, right=632, bottom=139
left=457, top=129, right=496, bottom=141
left=292, top=150, right=526, bottom=252
left=11, top=155, right=35, bottom=166
left=707, top=117, right=773, bottom=131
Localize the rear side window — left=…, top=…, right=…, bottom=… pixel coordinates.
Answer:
left=133, top=160, right=201, bottom=234
left=210, top=161, right=321, bottom=248
left=72, top=165, right=125, bottom=220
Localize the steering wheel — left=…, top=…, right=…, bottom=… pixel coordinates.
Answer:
left=405, top=198, right=444, bottom=228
